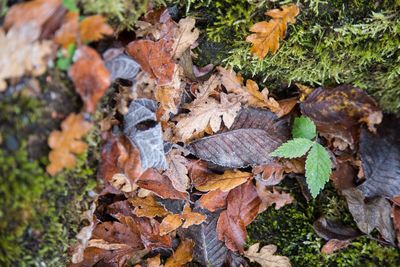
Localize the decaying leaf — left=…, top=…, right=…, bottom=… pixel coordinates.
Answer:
left=188, top=108, right=290, bottom=168
left=47, top=113, right=92, bottom=175
left=164, top=148, right=190, bottom=192
left=176, top=93, right=241, bottom=142
left=79, top=15, right=114, bottom=43
left=165, top=239, right=194, bottom=267
left=256, top=183, right=293, bottom=212
left=147, top=254, right=161, bottom=267
left=217, top=181, right=261, bottom=252
left=160, top=214, right=183, bottom=235
left=54, top=11, right=79, bottom=48
left=195, top=170, right=252, bottom=192
left=126, top=39, right=175, bottom=85
left=254, top=162, right=285, bottom=186
left=245, top=243, right=291, bottom=267
left=181, top=203, right=206, bottom=228
left=358, top=115, right=400, bottom=199
left=69, top=46, right=111, bottom=112
left=321, top=239, right=351, bottom=254
left=342, top=188, right=395, bottom=244
left=171, top=17, right=200, bottom=59
left=246, top=4, right=300, bottom=59
left=300, top=85, right=382, bottom=148
left=198, top=189, right=229, bottom=212
left=104, top=51, right=140, bottom=82
left=130, top=195, right=169, bottom=218
left=0, top=23, right=53, bottom=91
left=124, top=99, right=168, bottom=171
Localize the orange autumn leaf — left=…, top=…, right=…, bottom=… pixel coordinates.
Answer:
left=195, top=170, right=252, bottom=192
left=246, top=4, right=300, bottom=59
left=69, top=46, right=111, bottom=112
left=4, top=0, right=62, bottom=30
left=54, top=11, right=79, bottom=48
left=47, top=113, right=92, bottom=175
left=164, top=239, right=194, bottom=267
left=147, top=254, right=161, bottom=267
left=181, top=204, right=206, bottom=228
left=79, top=15, right=114, bottom=43
left=198, top=189, right=229, bottom=212
left=130, top=195, right=170, bottom=218
left=159, top=214, right=183, bottom=236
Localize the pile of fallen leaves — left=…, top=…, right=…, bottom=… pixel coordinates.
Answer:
left=1, top=1, right=399, bottom=266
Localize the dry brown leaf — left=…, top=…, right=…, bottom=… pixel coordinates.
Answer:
left=4, top=0, right=61, bottom=30
left=47, top=113, right=92, bottom=175
left=321, top=239, right=351, bottom=254
left=159, top=214, right=183, bottom=236
left=147, top=254, right=161, bottom=267
left=54, top=11, right=79, bottom=48
left=181, top=204, right=206, bottom=228
left=130, top=195, right=170, bottom=218
left=254, top=162, right=285, bottom=186
left=246, top=4, right=300, bottom=59
left=155, top=83, right=183, bottom=120
left=79, top=15, right=114, bottom=43
left=126, top=39, right=176, bottom=86
left=198, top=189, right=229, bottom=212
left=69, top=46, right=111, bottom=112
left=164, top=148, right=190, bottom=192
left=0, top=24, right=52, bottom=91
left=176, top=93, right=241, bottom=142
left=245, top=243, right=291, bottom=267
left=256, top=183, right=294, bottom=212
left=165, top=239, right=194, bottom=267
left=171, top=17, right=199, bottom=59
left=195, top=170, right=252, bottom=192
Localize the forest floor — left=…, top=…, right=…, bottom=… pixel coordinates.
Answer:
left=0, top=0, right=399, bottom=267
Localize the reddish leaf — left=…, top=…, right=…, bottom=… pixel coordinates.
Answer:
left=301, top=85, right=382, bottom=148
left=217, top=181, right=261, bottom=252
left=54, top=11, right=79, bottom=48
left=198, top=189, right=229, bottom=212
left=69, top=46, right=111, bottom=112
left=126, top=39, right=175, bottom=85
left=321, top=239, right=351, bottom=254
left=79, top=15, right=114, bottom=43
left=137, top=168, right=188, bottom=200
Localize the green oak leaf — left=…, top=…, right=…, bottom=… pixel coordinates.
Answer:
left=305, top=143, right=332, bottom=198
left=292, top=116, right=316, bottom=140
left=270, top=138, right=313, bottom=158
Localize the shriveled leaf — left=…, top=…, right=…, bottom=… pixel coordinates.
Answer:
left=254, top=162, right=285, bottom=186
left=137, top=169, right=188, bottom=200
left=256, top=183, right=293, bottom=212
left=124, top=99, right=168, bottom=171
left=198, top=189, right=229, bottom=212
left=342, top=188, right=395, bottom=244
left=79, top=15, right=113, bottom=42
left=217, top=181, right=261, bottom=252
left=300, top=85, right=382, bottom=148
left=292, top=116, right=316, bottom=140
left=196, top=170, right=251, bottom=192
left=47, top=113, right=92, bottom=175
left=69, top=46, right=111, bottom=112
left=164, top=148, right=190, bottom=192
left=246, top=4, right=300, bottom=59
left=0, top=24, right=52, bottom=91
left=4, top=0, right=62, bottom=30
left=155, top=84, right=183, bottom=119
left=305, top=143, right=332, bottom=198
left=54, top=11, right=79, bottom=48
left=130, top=195, right=169, bottom=218
left=358, top=115, right=400, bottom=199
left=181, top=204, right=206, bottom=228
left=165, top=239, right=194, bottom=267
left=105, top=52, right=140, bottom=82
left=126, top=39, right=175, bottom=85
left=159, top=214, right=183, bottom=236
left=245, top=243, right=291, bottom=267
left=188, top=108, right=289, bottom=168
left=270, top=138, right=313, bottom=158
left=176, top=94, right=241, bottom=142
left=321, top=239, right=351, bottom=254
left=171, top=17, right=199, bottom=59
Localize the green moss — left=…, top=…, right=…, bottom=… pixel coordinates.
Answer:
left=170, top=0, right=400, bottom=112
left=247, top=182, right=400, bottom=266
left=0, top=93, right=97, bottom=266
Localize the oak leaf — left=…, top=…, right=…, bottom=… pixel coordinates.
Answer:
left=126, top=39, right=176, bottom=86
left=47, top=113, right=92, bottom=175
left=176, top=93, right=241, bottom=142
left=79, top=15, right=114, bottom=43
left=171, top=17, right=200, bottom=59
left=256, top=183, right=294, bottom=212
left=246, top=4, right=300, bottom=59
left=69, top=46, right=111, bottom=112
left=164, top=148, right=190, bottom=192
left=245, top=243, right=291, bottom=267
left=195, top=170, right=252, bottom=192
left=217, top=181, right=261, bottom=252
left=165, top=239, right=194, bottom=267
